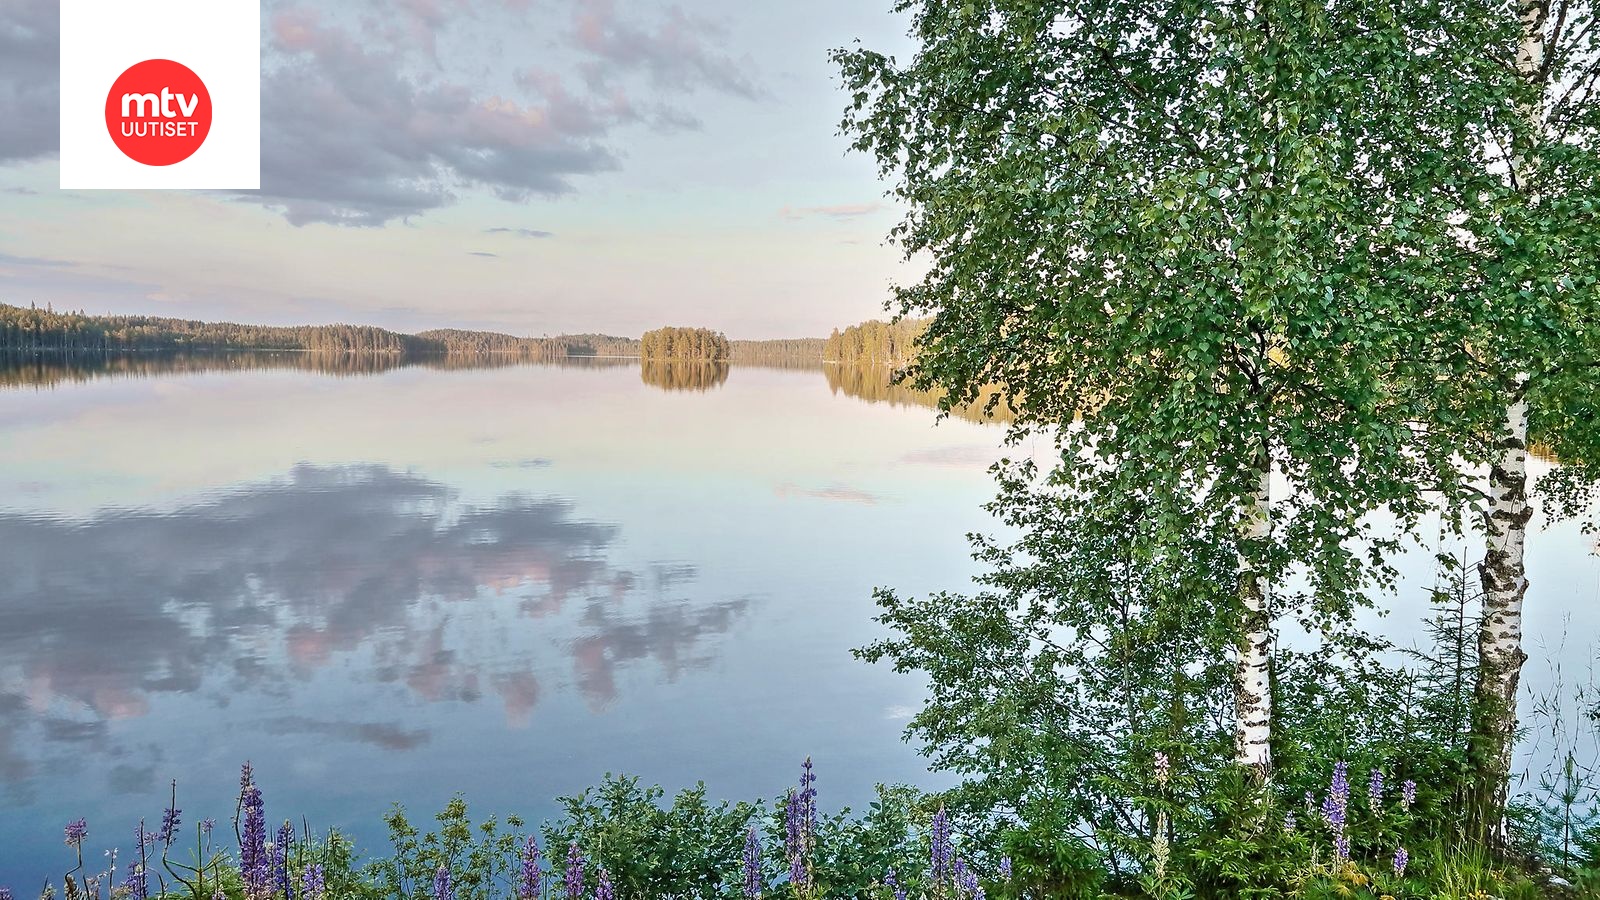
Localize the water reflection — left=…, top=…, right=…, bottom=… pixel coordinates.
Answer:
left=0, top=350, right=635, bottom=389
left=823, top=364, right=1013, bottom=424
left=0, top=464, right=747, bottom=791
left=639, top=359, right=732, bottom=392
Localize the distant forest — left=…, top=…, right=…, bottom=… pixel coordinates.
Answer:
left=639, top=326, right=732, bottom=361
left=0, top=303, right=639, bottom=358
left=1, top=302, right=938, bottom=371
left=823, top=318, right=928, bottom=366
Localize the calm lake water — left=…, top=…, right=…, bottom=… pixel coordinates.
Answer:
left=0, top=356, right=1017, bottom=888
left=0, top=356, right=1594, bottom=887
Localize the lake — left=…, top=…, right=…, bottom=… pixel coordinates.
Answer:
left=0, top=355, right=1594, bottom=889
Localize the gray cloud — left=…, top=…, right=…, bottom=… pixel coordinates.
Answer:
left=468, top=250, right=499, bottom=257
left=779, top=203, right=885, bottom=221
left=0, top=0, right=57, bottom=163
left=485, top=227, right=555, bottom=238
left=0, top=0, right=763, bottom=226
left=570, top=0, right=762, bottom=101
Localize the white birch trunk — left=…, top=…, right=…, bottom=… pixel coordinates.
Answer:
left=1235, top=454, right=1273, bottom=773
left=1472, top=0, right=1545, bottom=836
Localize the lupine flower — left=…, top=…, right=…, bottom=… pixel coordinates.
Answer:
left=274, top=822, right=296, bottom=900
left=564, top=842, right=585, bottom=900
left=1283, top=810, right=1296, bottom=833
left=1393, top=846, right=1409, bottom=877
left=1321, top=762, right=1350, bottom=832
left=1334, top=834, right=1350, bottom=861
left=2, top=887, right=13, bottom=900
left=595, top=869, right=614, bottom=900
left=799, top=757, right=817, bottom=845
left=1153, top=752, right=1170, bottom=786
left=1368, top=769, right=1385, bottom=811
left=213, top=890, right=226, bottom=900
left=238, top=764, right=270, bottom=898
left=104, top=848, right=118, bottom=885
left=953, top=859, right=984, bottom=900
left=300, top=865, right=325, bottom=900
left=884, top=870, right=907, bottom=900
left=742, top=826, right=762, bottom=899
left=201, top=820, right=216, bottom=838
left=518, top=836, right=542, bottom=900
left=159, top=801, right=182, bottom=847
left=929, top=806, right=952, bottom=884
left=1304, top=791, right=1315, bottom=814
left=65, top=819, right=89, bottom=848
left=999, top=857, right=1012, bottom=882
left=785, top=787, right=809, bottom=895
left=432, top=866, right=453, bottom=900
left=1401, top=780, right=1416, bottom=810
left=122, top=864, right=146, bottom=900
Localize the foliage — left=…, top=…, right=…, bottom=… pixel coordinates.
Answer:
left=639, top=327, right=731, bottom=362
left=822, top=320, right=926, bottom=368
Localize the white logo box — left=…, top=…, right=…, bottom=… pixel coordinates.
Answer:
left=60, top=0, right=260, bottom=189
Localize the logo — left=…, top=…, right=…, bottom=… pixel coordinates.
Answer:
left=105, top=60, right=212, bottom=167
left=60, top=0, right=259, bottom=190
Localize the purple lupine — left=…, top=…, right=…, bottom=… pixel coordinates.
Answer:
left=785, top=790, right=808, bottom=894
left=798, top=758, right=817, bottom=846
left=1, top=887, right=12, bottom=900
left=929, top=806, right=952, bottom=884
left=1368, top=769, right=1385, bottom=811
left=1321, top=762, right=1350, bottom=831
left=1153, top=752, right=1170, bottom=786
left=159, top=793, right=182, bottom=847
left=1401, top=779, right=1416, bottom=810
left=742, top=825, right=762, bottom=899
left=883, top=870, right=907, bottom=900
left=301, top=865, right=325, bottom=900
left=274, top=822, right=296, bottom=900
left=1393, top=846, right=1409, bottom=877
left=123, top=863, right=147, bottom=900
left=999, top=857, right=1012, bottom=882
left=238, top=764, right=270, bottom=899
left=65, top=819, right=89, bottom=848
left=202, top=819, right=216, bottom=838
left=595, top=869, right=615, bottom=900
left=518, top=835, right=542, bottom=900
left=953, top=859, right=984, bottom=900
left=432, top=865, right=454, bottom=900
left=1334, top=834, right=1350, bottom=861
left=1283, top=810, right=1297, bottom=833
left=1303, top=791, right=1315, bottom=814
left=564, top=842, right=585, bottom=900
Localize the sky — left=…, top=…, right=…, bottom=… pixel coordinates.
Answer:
left=0, top=0, right=917, bottom=339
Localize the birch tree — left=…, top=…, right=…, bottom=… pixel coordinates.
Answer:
left=836, top=0, right=1507, bottom=777
left=1447, top=0, right=1600, bottom=842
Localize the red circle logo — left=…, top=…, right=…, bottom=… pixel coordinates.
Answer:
left=104, top=59, right=212, bottom=166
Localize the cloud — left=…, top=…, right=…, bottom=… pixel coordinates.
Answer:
left=485, top=227, right=555, bottom=238
left=0, top=0, right=765, bottom=227
left=0, top=252, right=78, bottom=269
left=0, top=0, right=58, bottom=163
left=570, top=0, right=763, bottom=101
left=779, top=203, right=885, bottom=221
left=0, top=464, right=746, bottom=787
left=468, top=250, right=499, bottom=257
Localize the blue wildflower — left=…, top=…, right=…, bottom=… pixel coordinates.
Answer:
left=884, top=869, right=907, bottom=900
left=1401, top=779, right=1417, bottom=810
left=1368, top=769, right=1385, bottom=811
left=999, top=857, right=1012, bottom=882
left=564, top=842, right=585, bottom=900
left=518, top=835, right=542, bottom=900
left=65, top=819, right=88, bottom=848
left=432, top=865, right=453, bottom=900
left=742, top=825, right=762, bottom=899
left=929, top=806, right=952, bottom=883
left=238, top=763, right=269, bottom=898
left=274, top=822, right=296, bottom=900
left=595, top=869, right=614, bottom=900
left=301, top=865, right=325, bottom=900
left=954, top=858, right=984, bottom=900
left=1393, top=846, right=1409, bottom=877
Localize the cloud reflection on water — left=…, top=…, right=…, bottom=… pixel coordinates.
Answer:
left=0, top=464, right=747, bottom=794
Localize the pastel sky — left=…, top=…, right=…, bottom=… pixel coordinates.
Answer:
left=0, top=0, right=915, bottom=338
